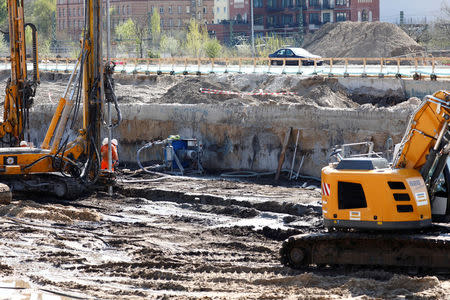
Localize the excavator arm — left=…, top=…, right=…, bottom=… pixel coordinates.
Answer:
left=393, top=90, right=450, bottom=199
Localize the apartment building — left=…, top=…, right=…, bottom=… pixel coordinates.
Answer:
left=214, top=0, right=230, bottom=23
left=56, top=0, right=214, bottom=37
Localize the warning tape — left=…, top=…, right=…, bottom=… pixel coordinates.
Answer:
left=200, top=88, right=297, bottom=96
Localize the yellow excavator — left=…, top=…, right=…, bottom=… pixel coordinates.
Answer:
left=0, top=0, right=113, bottom=198
left=281, top=90, right=450, bottom=271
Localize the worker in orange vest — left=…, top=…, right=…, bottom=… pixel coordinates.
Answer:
left=100, top=138, right=119, bottom=171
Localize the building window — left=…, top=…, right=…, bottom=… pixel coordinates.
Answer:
left=323, top=12, right=330, bottom=23
left=169, top=6, right=172, bottom=13
left=160, top=7, right=164, bottom=13
left=361, top=9, right=368, bottom=21
left=178, top=6, right=182, bottom=13
left=186, top=6, right=190, bottom=13
left=254, top=0, right=263, bottom=7
left=267, top=16, right=275, bottom=25
left=336, top=12, right=346, bottom=21
left=335, top=0, right=346, bottom=5
left=309, top=12, right=320, bottom=24
left=178, top=19, right=181, bottom=26
left=224, top=7, right=226, bottom=12
left=358, top=0, right=372, bottom=2
left=203, top=7, right=206, bottom=13
left=282, top=0, right=289, bottom=8
left=309, top=0, right=319, bottom=7
left=198, top=0, right=202, bottom=6
left=282, top=14, right=292, bottom=25
left=217, top=7, right=220, bottom=12
left=254, top=15, right=263, bottom=25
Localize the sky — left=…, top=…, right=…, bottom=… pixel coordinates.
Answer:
left=380, top=0, right=449, bottom=23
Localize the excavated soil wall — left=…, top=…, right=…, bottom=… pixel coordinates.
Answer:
left=28, top=103, right=410, bottom=178
left=22, top=74, right=448, bottom=178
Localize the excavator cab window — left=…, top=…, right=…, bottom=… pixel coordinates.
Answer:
left=431, top=160, right=450, bottom=218
left=338, top=181, right=367, bottom=209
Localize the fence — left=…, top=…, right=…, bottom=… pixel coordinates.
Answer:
left=2, top=56, right=449, bottom=79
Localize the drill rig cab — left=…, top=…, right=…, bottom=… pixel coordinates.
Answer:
left=281, top=90, right=450, bottom=271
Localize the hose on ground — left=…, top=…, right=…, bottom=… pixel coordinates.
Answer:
left=136, top=140, right=167, bottom=174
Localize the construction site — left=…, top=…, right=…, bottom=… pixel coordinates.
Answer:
left=0, top=0, right=449, bottom=298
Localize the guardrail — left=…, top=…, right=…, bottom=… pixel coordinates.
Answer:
left=3, top=56, right=449, bottom=80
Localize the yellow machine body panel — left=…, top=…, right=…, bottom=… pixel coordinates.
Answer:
left=322, top=165, right=432, bottom=230
left=395, top=90, right=450, bottom=170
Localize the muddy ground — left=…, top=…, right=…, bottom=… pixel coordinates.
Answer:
left=0, top=171, right=448, bottom=299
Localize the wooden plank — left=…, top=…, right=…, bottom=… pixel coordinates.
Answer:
left=275, top=127, right=292, bottom=181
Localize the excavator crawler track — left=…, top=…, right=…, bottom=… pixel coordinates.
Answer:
left=280, top=227, right=450, bottom=272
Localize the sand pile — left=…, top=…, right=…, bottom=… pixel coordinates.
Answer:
left=0, top=201, right=101, bottom=223
left=303, top=22, right=424, bottom=58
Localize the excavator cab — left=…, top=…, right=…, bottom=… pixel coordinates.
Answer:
left=281, top=91, right=450, bottom=270
left=322, top=91, right=450, bottom=231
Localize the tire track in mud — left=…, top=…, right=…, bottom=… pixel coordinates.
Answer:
left=0, top=177, right=447, bottom=298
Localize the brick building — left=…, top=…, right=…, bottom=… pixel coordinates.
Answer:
left=209, top=0, right=378, bottom=42
left=56, top=0, right=214, bottom=37
left=56, top=0, right=379, bottom=43
left=350, top=0, right=379, bottom=22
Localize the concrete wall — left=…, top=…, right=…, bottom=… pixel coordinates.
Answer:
left=28, top=102, right=411, bottom=178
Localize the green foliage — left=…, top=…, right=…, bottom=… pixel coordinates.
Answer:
left=160, top=35, right=179, bottom=57
left=185, top=19, right=207, bottom=57
left=204, top=38, right=222, bottom=58
left=115, top=18, right=148, bottom=58
left=0, top=35, right=8, bottom=55
left=147, top=49, right=160, bottom=58
left=149, top=10, right=161, bottom=45
left=0, top=0, right=7, bottom=29
left=30, top=0, right=56, bottom=40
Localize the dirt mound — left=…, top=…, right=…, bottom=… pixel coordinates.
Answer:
left=303, top=22, right=424, bottom=58
left=155, top=74, right=359, bottom=108
left=0, top=201, right=101, bottom=223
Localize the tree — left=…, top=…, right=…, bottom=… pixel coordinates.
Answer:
left=149, top=10, right=161, bottom=46
left=400, top=24, right=431, bottom=45
left=30, top=0, right=56, bottom=41
left=0, top=0, right=7, bottom=31
left=204, top=38, right=222, bottom=58
left=185, top=19, right=207, bottom=57
left=160, top=35, right=179, bottom=57
left=115, top=17, right=148, bottom=58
